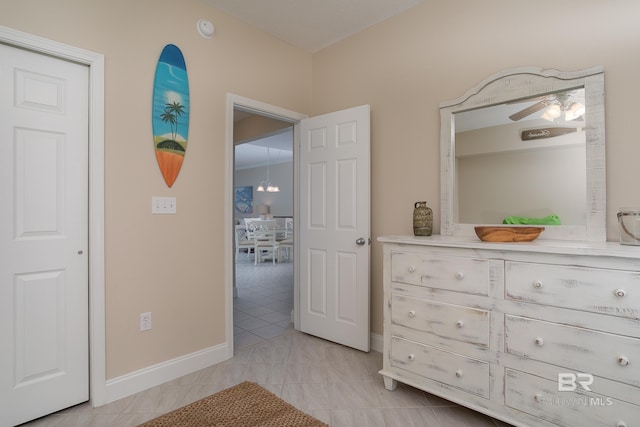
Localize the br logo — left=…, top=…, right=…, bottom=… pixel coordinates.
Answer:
left=558, top=373, right=594, bottom=392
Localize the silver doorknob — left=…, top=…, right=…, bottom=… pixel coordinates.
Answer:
left=356, top=238, right=366, bottom=246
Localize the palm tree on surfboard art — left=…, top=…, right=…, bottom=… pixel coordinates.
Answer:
left=152, top=44, right=190, bottom=188
left=159, top=101, right=186, bottom=148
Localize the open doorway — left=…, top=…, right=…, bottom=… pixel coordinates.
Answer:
left=225, top=94, right=307, bottom=358
left=232, top=108, right=295, bottom=350
left=226, top=95, right=371, bottom=355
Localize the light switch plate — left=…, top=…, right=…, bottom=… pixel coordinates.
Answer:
left=152, top=196, right=176, bottom=214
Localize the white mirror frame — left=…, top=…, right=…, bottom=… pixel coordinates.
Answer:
left=440, top=66, right=606, bottom=242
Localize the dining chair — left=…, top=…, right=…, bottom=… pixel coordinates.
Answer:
left=234, top=224, right=255, bottom=259
left=249, top=220, right=280, bottom=265
left=279, top=218, right=294, bottom=261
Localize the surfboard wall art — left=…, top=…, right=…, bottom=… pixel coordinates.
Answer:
left=152, top=44, right=190, bottom=188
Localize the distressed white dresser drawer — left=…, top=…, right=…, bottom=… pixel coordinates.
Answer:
left=505, top=261, right=640, bottom=319
left=391, top=294, right=490, bottom=347
left=391, top=251, right=490, bottom=295
left=505, top=369, right=640, bottom=427
left=390, top=336, right=490, bottom=398
left=505, top=315, right=640, bottom=387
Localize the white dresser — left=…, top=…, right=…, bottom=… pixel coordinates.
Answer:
left=379, top=235, right=640, bottom=427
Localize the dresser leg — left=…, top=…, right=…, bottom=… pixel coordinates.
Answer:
left=383, top=376, right=397, bottom=391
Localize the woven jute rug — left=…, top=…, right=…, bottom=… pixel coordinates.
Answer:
left=138, top=381, right=328, bottom=427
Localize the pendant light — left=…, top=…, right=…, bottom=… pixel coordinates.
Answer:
left=256, top=146, right=279, bottom=192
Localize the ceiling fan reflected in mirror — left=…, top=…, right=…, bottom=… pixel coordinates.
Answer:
left=508, top=89, right=585, bottom=122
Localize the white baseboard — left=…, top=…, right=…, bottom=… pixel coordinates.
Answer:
left=105, top=342, right=230, bottom=404
left=105, top=333, right=381, bottom=404
left=370, top=332, right=383, bottom=353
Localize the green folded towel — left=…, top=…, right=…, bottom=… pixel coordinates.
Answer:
left=502, top=214, right=561, bottom=225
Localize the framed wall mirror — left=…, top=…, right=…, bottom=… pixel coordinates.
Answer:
left=440, top=66, right=606, bottom=242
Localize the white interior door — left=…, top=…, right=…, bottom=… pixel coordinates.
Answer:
left=0, top=43, right=89, bottom=426
left=299, top=105, right=371, bottom=352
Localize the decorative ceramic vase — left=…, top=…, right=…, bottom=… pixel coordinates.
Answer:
left=413, top=201, right=433, bottom=236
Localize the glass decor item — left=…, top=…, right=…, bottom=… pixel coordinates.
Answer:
left=617, top=208, right=640, bottom=246
left=413, top=201, right=433, bottom=236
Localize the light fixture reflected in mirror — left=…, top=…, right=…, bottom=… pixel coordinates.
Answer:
left=508, top=89, right=585, bottom=123
left=565, top=102, right=586, bottom=121
left=541, top=91, right=585, bottom=122
left=541, top=104, right=562, bottom=121
left=256, top=146, right=280, bottom=192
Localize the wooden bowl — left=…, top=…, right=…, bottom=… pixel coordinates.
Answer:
left=474, top=226, right=544, bottom=242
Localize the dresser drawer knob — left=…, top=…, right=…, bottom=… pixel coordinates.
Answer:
left=408, top=265, right=416, bottom=273
left=617, top=355, right=629, bottom=366
left=616, top=421, right=627, bottom=427
left=532, top=280, right=543, bottom=289
left=456, top=320, right=464, bottom=328
left=408, top=354, right=415, bottom=361
left=455, top=271, right=464, bottom=280
left=408, top=310, right=416, bottom=318
left=614, top=289, right=626, bottom=298
left=455, top=369, right=463, bottom=378
left=534, top=337, right=545, bottom=347
left=534, top=393, right=544, bottom=403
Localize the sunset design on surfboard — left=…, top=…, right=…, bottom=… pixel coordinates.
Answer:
left=152, top=44, right=189, bottom=188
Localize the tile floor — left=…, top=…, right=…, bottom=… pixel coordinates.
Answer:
left=233, top=256, right=295, bottom=349
left=21, top=255, right=512, bottom=427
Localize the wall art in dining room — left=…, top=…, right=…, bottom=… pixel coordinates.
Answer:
left=235, top=186, right=253, bottom=214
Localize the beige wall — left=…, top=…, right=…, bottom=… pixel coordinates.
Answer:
left=312, top=0, right=640, bottom=334
left=456, top=124, right=586, bottom=225
left=1, top=0, right=312, bottom=379
left=3, top=0, right=640, bottom=380
left=457, top=145, right=586, bottom=224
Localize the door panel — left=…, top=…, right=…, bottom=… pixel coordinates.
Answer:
left=15, top=128, right=64, bottom=236
left=299, top=105, right=370, bottom=352
left=308, top=249, right=327, bottom=315
left=0, top=43, right=89, bottom=426
left=15, top=270, right=67, bottom=386
left=308, top=162, right=327, bottom=228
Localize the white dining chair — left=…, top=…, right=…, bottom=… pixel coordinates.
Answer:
left=279, top=218, right=293, bottom=261
left=234, top=224, right=255, bottom=259
left=249, top=220, right=280, bottom=265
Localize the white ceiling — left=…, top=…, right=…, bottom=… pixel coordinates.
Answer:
left=235, top=128, right=293, bottom=170
left=203, top=0, right=426, bottom=53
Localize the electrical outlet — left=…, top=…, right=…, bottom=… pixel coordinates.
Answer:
left=140, top=312, right=152, bottom=331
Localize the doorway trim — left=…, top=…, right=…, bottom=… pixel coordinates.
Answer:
left=0, top=26, right=106, bottom=406
left=225, top=94, right=307, bottom=355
